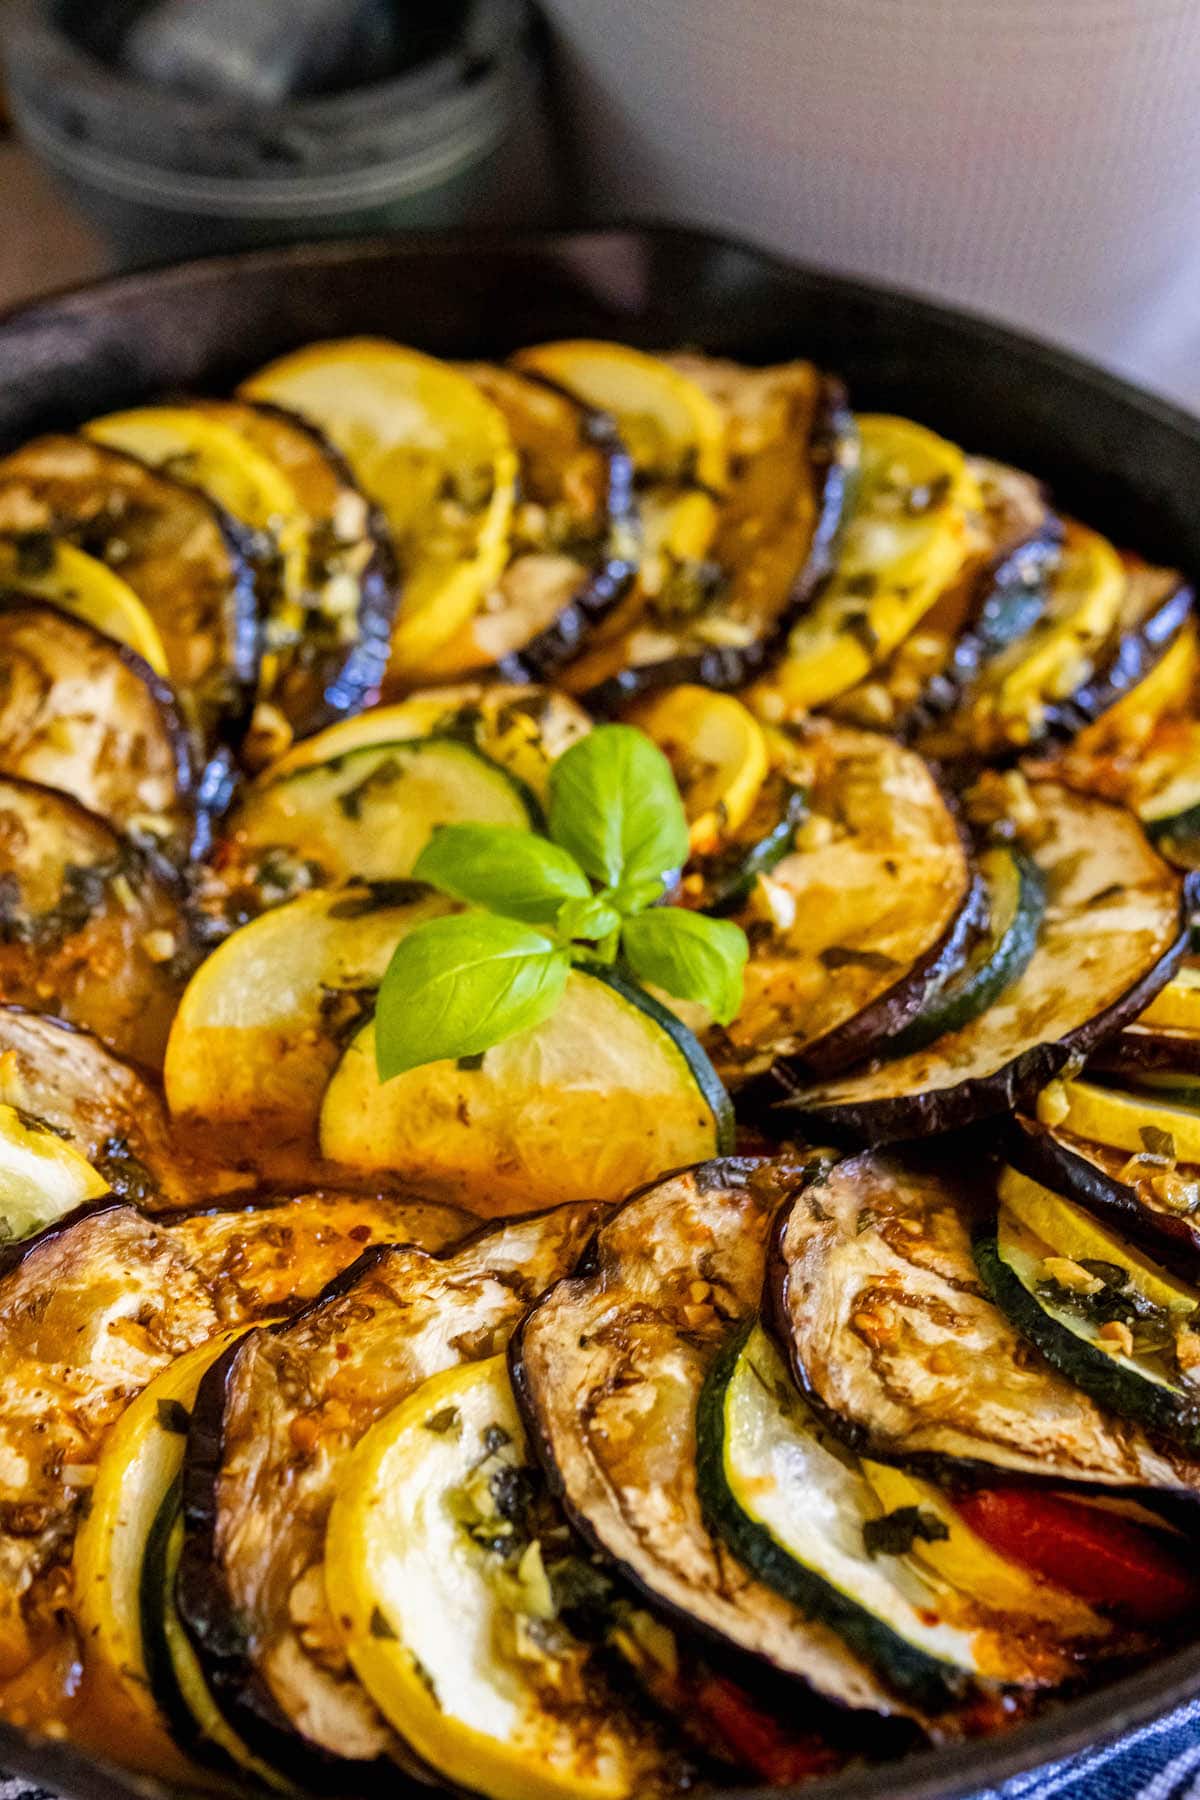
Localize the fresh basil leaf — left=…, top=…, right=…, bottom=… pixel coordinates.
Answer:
left=548, top=724, right=688, bottom=890
left=556, top=894, right=623, bottom=943
left=375, top=912, right=569, bottom=1079
left=605, top=875, right=669, bottom=916
left=412, top=824, right=590, bottom=925
left=620, top=908, right=748, bottom=1026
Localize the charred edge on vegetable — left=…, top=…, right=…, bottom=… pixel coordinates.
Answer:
left=0, top=1195, right=127, bottom=1280
left=1002, top=1116, right=1200, bottom=1277
left=1093, top=1029, right=1200, bottom=1080
left=752, top=872, right=1200, bottom=1146
left=582, top=376, right=855, bottom=714
left=1044, top=575, right=1195, bottom=742
left=496, top=397, right=639, bottom=684
left=784, top=791, right=986, bottom=1081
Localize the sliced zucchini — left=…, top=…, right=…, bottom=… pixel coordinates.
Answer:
left=0, top=533, right=169, bottom=673
left=751, top=416, right=981, bottom=713
left=264, top=681, right=591, bottom=806
left=319, top=967, right=733, bottom=1214
left=0, top=433, right=258, bottom=761
left=685, top=768, right=809, bottom=917
left=217, top=735, right=535, bottom=900
left=633, top=685, right=770, bottom=853
left=764, top=782, right=1191, bottom=1141
left=0, top=775, right=190, bottom=1069
left=512, top=1159, right=903, bottom=1717
left=568, top=358, right=854, bottom=707
left=1037, top=1076, right=1200, bottom=1166
left=0, top=1100, right=108, bottom=1244
left=165, top=883, right=453, bottom=1155
left=831, top=458, right=1060, bottom=736
left=241, top=338, right=518, bottom=682
left=698, top=1323, right=1109, bottom=1707
left=178, top=1204, right=601, bottom=1788
left=328, top=1354, right=685, bottom=1800
left=0, top=598, right=193, bottom=857
left=193, top=399, right=397, bottom=724
left=916, top=520, right=1128, bottom=758
left=771, top=1149, right=1200, bottom=1491
left=1139, top=961, right=1200, bottom=1033
left=419, top=363, right=637, bottom=683
left=711, top=721, right=977, bottom=1084
left=879, top=846, right=1045, bottom=1058
left=1005, top=1113, right=1200, bottom=1278
left=978, top=1174, right=1200, bottom=1452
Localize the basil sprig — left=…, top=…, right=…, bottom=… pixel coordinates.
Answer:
left=374, top=724, right=748, bottom=1078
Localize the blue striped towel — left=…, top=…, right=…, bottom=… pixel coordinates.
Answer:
left=5, top=1705, right=1200, bottom=1800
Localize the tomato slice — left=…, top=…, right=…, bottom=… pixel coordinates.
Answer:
left=692, top=1672, right=843, bottom=1785
left=954, top=1488, right=1200, bottom=1626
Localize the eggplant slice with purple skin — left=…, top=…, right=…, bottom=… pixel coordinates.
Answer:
left=707, top=720, right=980, bottom=1086
left=0, top=435, right=259, bottom=814
left=1003, top=1114, right=1200, bottom=1277
left=0, top=774, right=192, bottom=1070
left=576, top=363, right=856, bottom=712
left=177, top=1202, right=602, bottom=1792
left=510, top=1159, right=913, bottom=1722
left=753, top=782, right=1193, bottom=1139
left=1040, top=562, right=1194, bottom=744
left=0, top=598, right=194, bottom=860
left=769, top=1148, right=1200, bottom=1493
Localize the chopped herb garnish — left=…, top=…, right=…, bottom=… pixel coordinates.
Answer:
left=862, top=1506, right=950, bottom=1559
left=423, top=1406, right=461, bottom=1435
left=156, top=1398, right=191, bottom=1435
left=369, top=1606, right=397, bottom=1640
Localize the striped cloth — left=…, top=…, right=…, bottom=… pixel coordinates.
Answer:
left=4, top=1705, right=1200, bottom=1800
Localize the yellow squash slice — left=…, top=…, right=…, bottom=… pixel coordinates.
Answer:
left=0, top=536, right=169, bottom=674
left=632, top=685, right=769, bottom=853
left=1038, top=1076, right=1200, bottom=1167
left=241, top=339, right=518, bottom=681
left=0, top=1101, right=108, bottom=1244
left=1138, top=961, right=1200, bottom=1033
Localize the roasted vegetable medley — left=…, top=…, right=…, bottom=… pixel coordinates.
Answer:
left=4, top=336, right=1200, bottom=1797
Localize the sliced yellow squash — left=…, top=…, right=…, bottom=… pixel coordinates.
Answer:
left=326, top=1354, right=664, bottom=1800
left=0, top=536, right=169, bottom=674
left=1038, top=1076, right=1200, bottom=1167
left=632, top=685, right=769, bottom=853
left=755, top=415, right=981, bottom=712
left=241, top=339, right=518, bottom=680
left=0, top=1101, right=109, bottom=1244
left=1139, top=961, right=1200, bottom=1033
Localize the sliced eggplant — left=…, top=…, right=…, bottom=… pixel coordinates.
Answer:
left=1092, top=1023, right=1200, bottom=1080
left=0, top=775, right=190, bottom=1069
left=759, top=783, right=1192, bottom=1140
left=165, top=882, right=453, bottom=1159
left=412, top=362, right=637, bottom=684
left=0, top=533, right=169, bottom=674
left=215, top=734, right=536, bottom=905
left=569, top=359, right=855, bottom=707
left=878, top=845, right=1045, bottom=1058
left=1040, top=562, right=1194, bottom=742
left=319, top=967, right=733, bottom=1214
left=751, top=415, right=981, bottom=715
left=832, top=458, right=1061, bottom=737
left=978, top=1168, right=1200, bottom=1452
left=177, top=1203, right=601, bottom=1789
left=0, top=599, right=193, bottom=858
left=241, top=338, right=519, bottom=686
left=1004, top=1113, right=1200, bottom=1276
left=511, top=1159, right=907, bottom=1718
left=0, top=1098, right=108, bottom=1244
left=709, top=721, right=978, bottom=1084
left=0, top=434, right=258, bottom=763
left=914, top=521, right=1128, bottom=759
left=770, top=1148, right=1200, bottom=1492
left=698, top=1321, right=1110, bottom=1707
left=327, top=1352, right=692, bottom=1800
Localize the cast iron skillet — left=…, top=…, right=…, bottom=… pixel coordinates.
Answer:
left=2, top=224, right=1200, bottom=1800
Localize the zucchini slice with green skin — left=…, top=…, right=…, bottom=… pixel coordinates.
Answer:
left=687, top=776, right=808, bottom=917
left=759, top=782, right=1193, bottom=1143
left=977, top=1195, right=1200, bottom=1454
left=164, top=881, right=454, bottom=1165
left=319, top=966, right=733, bottom=1214
left=0, top=774, right=191, bottom=1070
left=0, top=597, right=194, bottom=859
left=177, top=1203, right=602, bottom=1792
left=1004, top=1113, right=1200, bottom=1278
left=0, top=1099, right=108, bottom=1245
left=709, top=721, right=978, bottom=1087
left=0, top=433, right=259, bottom=773
left=698, top=1323, right=1110, bottom=1708
left=879, top=846, right=1045, bottom=1058
left=511, top=1160, right=908, bottom=1720
left=217, top=734, right=537, bottom=902
left=769, top=1148, right=1200, bottom=1493
left=326, top=1353, right=692, bottom=1800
